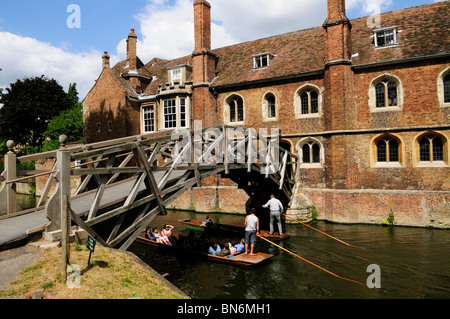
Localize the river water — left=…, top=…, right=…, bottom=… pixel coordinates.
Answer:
left=129, top=210, right=450, bottom=299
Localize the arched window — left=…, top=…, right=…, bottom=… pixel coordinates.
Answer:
left=376, top=137, right=399, bottom=163
left=266, top=94, right=276, bottom=119
left=300, top=89, right=319, bottom=115
left=444, top=74, right=450, bottom=104
left=298, top=138, right=323, bottom=167
left=371, top=133, right=403, bottom=167
left=419, top=134, right=444, bottom=162
left=375, top=80, right=398, bottom=108
left=226, top=95, right=244, bottom=123
left=369, top=74, right=403, bottom=112
left=295, top=84, right=321, bottom=118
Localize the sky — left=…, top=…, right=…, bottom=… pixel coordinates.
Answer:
left=0, top=0, right=444, bottom=101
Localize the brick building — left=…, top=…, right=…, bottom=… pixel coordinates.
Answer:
left=83, top=0, right=450, bottom=227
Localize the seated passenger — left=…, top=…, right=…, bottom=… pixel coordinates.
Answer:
left=234, top=239, right=245, bottom=253
left=215, top=244, right=230, bottom=257
left=201, top=215, right=214, bottom=227
left=153, top=227, right=171, bottom=245
left=161, top=224, right=176, bottom=244
left=208, top=243, right=221, bottom=255
left=228, top=241, right=237, bottom=256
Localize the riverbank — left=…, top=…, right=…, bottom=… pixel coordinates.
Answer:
left=0, top=243, right=189, bottom=299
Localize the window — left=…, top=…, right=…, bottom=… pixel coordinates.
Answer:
left=227, top=96, right=244, bottom=123
left=374, top=27, right=397, bottom=48
left=261, top=92, right=277, bottom=122
left=179, top=98, right=187, bottom=128
left=253, top=53, right=274, bottom=69
left=267, top=95, right=276, bottom=119
left=437, top=68, right=450, bottom=108
left=419, top=135, right=444, bottom=162
left=376, top=137, right=399, bottom=163
left=444, top=74, right=450, bottom=103
left=300, top=89, right=319, bottom=115
left=171, top=68, right=182, bottom=84
left=297, top=138, right=323, bottom=167
left=375, top=80, right=398, bottom=108
left=143, top=105, right=155, bottom=133
left=369, top=74, right=403, bottom=112
left=163, top=98, right=188, bottom=129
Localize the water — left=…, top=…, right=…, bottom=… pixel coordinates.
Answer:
left=129, top=210, right=450, bottom=299
left=0, top=193, right=37, bottom=214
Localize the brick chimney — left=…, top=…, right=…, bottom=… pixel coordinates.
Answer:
left=192, top=0, right=216, bottom=85
left=127, top=29, right=138, bottom=72
left=191, top=0, right=217, bottom=128
left=102, top=51, right=110, bottom=69
left=323, top=0, right=352, bottom=64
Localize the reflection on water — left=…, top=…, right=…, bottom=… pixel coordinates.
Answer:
left=130, top=210, right=450, bottom=299
left=0, top=193, right=36, bottom=214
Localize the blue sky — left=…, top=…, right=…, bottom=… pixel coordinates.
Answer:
left=0, top=0, right=442, bottom=99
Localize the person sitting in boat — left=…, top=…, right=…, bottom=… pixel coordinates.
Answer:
left=201, top=215, right=214, bottom=227
left=152, top=227, right=171, bottom=245
left=234, top=239, right=245, bottom=253
left=145, top=227, right=156, bottom=241
left=208, top=243, right=221, bottom=255
left=228, top=241, right=237, bottom=256
left=161, top=224, right=177, bottom=244
left=215, top=244, right=230, bottom=257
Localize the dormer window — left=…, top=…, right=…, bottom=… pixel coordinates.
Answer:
left=171, top=68, right=182, bottom=84
left=373, top=27, right=398, bottom=48
left=253, top=53, right=274, bottom=69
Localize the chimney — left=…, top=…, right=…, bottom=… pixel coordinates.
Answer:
left=191, top=0, right=217, bottom=127
left=323, top=0, right=352, bottom=64
left=102, top=51, right=110, bottom=69
left=192, top=0, right=216, bottom=85
left=127, top=29, right=138, bottom=71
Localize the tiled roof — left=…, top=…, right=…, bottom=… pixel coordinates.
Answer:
left=351, top=1, right=450, bottom=66
left=111, top=1, right=449, bottom=96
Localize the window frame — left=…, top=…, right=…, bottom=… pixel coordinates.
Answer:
left=253, top=53, right=274, bottom=69
left=369, top=74, right=403, bottom=113
left=142, top=104, right=156, bottom=133
left=437, top=68, right=450, bottom=108
left=373, top=27, right=398, bottom=48
left=371, top=133, right=404, bottom=168
left=224, top=94, right=245, bottom=125
left=161, top=96, right=189, bottom=130
left=413, top=131, right=448, bottom=168
left=296, top=137, right=324, bottom=168
left=294, top=84, right=322, bottom=119
left=261, top=91, right=278, bottom=122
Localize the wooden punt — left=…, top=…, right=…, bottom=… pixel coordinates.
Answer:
left=135, top=235, right=272, bottom=267
left=178, top=219, right=290, bottom=239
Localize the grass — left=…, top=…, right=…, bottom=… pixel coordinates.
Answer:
left=0, top=245, right=188, bottom=299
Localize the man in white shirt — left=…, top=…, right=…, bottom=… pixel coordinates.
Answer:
left=262, top=194, right=284, bottom=235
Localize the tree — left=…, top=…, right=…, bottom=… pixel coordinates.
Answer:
left=0, top=76, right=73, bottom=148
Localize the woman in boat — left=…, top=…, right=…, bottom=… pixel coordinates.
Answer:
left=161, top=224, right=176, bottom=244
left=145, top=227, right=156, bottom=241
left=228, top=241, right=237, bottom=256
left=152, top=227, right=171, bottom=245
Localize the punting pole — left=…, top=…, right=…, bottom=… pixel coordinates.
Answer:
left=257, top=234, right=365, bottom=287
left=282, top=213, right=361, bottom=248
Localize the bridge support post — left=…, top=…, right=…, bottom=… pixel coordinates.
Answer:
left=0, top=141, right=17, bottom=216
left=58, top=136, right=71, bottom=282
left=286, top=183, right=313, bottom=223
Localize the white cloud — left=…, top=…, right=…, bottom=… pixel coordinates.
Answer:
left=0, top=32, right=120, bottom=100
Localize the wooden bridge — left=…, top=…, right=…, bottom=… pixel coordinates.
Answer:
left=0, top=125, right=297, bottom=251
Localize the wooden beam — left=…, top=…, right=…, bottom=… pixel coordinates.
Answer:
left=133, top=144, right=167, bottom=216
left=70, top=209, right=110, bottom=247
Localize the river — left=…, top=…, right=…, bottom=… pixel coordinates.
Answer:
left=129, top=210, right=450, bottom=299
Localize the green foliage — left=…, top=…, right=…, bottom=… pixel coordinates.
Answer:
left=311, top=205, right=318, bottom=220
left=382, top=212, right=395, bottom=226
left=44, top=103, right=83, bottom=143
left=0, top=76, right=73, bottom=148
